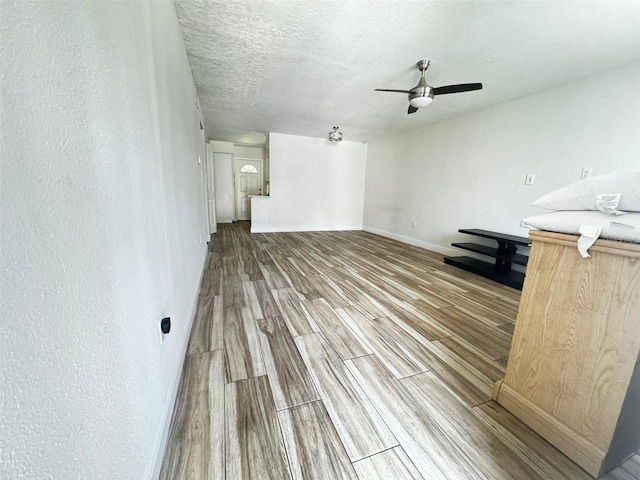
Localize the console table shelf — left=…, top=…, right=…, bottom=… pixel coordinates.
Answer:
left=451, top=243, right=530, bottom=266
left=444, top=229, right=530, bottom=290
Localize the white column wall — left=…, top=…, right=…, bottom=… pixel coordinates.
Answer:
left=251, top=133, right=367, bottom=232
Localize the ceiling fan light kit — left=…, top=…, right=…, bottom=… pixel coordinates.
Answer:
left=328, top=126, right=343, bottom=142
left=375, top=59, right=482, bottom=114
left=409, top=95, right=433, bottom=108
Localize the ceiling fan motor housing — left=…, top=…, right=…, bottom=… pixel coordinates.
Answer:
left=409, top=85, right=434, bottom=100
left=409, top=78, right=434, bottom=107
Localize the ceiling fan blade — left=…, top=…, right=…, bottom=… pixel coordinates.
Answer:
left=433, top=83, right=483, bottom=95
left=408, top=105, right=418, bottom=114
left=374, top=88, right=411, bottom=93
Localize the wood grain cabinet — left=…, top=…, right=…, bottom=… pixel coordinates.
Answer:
left=493, top=230, right=640, bottom=478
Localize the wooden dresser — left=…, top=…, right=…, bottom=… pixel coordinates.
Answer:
left=493, top=230, right=640, bottom=477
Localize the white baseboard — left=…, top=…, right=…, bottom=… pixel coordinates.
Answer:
left=251, top=224, right=362, bottom=233
left=147, top=248, right=208, bottom=480
left=362, top=225, right=461, bottom=257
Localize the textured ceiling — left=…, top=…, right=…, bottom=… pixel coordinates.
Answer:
left=175, top=0, right=640, bottom=146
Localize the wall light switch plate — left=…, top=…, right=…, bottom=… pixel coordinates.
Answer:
left=525, top=174, right=535, bottom=185
left=198, top=156, right=202, bottom=165
left=581, top=168, right=592, bottom=180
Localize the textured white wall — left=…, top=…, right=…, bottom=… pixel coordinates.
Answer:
left=0, top=2, right=207, bottom=478
left=251, top=133, right=367, bottom=232
left=363, top=63, right=640, bottom=255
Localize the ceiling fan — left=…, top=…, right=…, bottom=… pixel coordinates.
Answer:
left=375, top=60, right=482, bottom=114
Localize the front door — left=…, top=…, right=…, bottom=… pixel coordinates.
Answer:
left=235, top=159, right=262, bottom=221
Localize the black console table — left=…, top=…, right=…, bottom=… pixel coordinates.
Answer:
left=443, top=229, right=530, bottom=290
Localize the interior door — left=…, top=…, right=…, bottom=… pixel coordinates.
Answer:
left=235, top=159, right=262, bottom=221
left=205, top=145, right=217, bottom=234
left=213, top=152, right=234, bottom=223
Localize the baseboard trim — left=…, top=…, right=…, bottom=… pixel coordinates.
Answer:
left=147, top=248, right=208, bottom=480
left=362, top=225, right=460, bottom=257
left=494, top=381, right=604, bottom=477
left=251, top=224, right=362, bottom=233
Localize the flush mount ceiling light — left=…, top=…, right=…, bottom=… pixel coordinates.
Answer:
left=328, top=126, right=343, bottom=142
left=375, top=60, right=482, bottom=114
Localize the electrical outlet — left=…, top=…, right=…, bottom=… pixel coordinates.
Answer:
left=581, top=168, right=592, bottom=180
left=199, top=233, right=202, bottom=244
left=411, top=221, right=417, bottom=228
left=524, top=174, right=535, bottom=185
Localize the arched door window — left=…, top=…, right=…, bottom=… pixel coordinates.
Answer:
left=240, top=164, right=258, bottom=174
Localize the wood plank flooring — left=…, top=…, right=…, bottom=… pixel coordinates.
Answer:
left=160, top=222, right=638, bottom=480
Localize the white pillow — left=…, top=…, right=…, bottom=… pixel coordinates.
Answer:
left=522, top=211, right=640, bottom=244
left=532, top=171, right=640, bottom=212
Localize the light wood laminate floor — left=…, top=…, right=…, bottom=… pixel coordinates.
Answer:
left=160, top=222, right=638, bottom=480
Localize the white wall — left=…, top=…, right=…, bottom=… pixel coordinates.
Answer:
left=251, top=133, right=368, bottom=232
left=234, top=145, right=264, bottom=160
left=210, top=140, right=235, bottom=154
left=1, top=2, right=207, bottom=479
left=363, top=62, right=640, bottom=255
